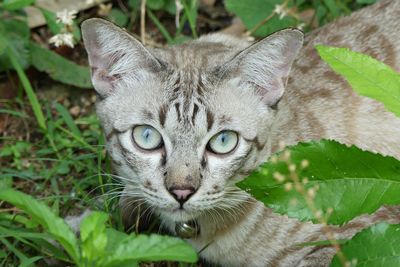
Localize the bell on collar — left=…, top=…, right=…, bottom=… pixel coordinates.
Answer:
left=175, top=220, right=200, bottom=239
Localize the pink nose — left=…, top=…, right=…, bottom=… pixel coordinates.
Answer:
left=172, top=189, right=193, bottom=200
left=169, top=186, right=195, bottom=205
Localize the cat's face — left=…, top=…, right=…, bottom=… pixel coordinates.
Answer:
left=82, top=19, right=303, bottom=223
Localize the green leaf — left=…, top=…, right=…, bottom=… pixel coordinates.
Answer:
left=225, top=0, right=296, bottom=37
left=0, top=188, right=80, bottom=263
left=101, top=234, right=198, bottom=266
left=146, top=0, right=165, bottom=10
left=104, top=228, right=128, bottom=252
left=80, top=212, right=108, bottom=264
left=29, top=42, right=92, bottom=88
left=238, top=140, right=400, bottom=224
left=331, top=223, right=400, bottom=266
left=322, top=0, right=339, bottom=18
left=0, top=0, right=35, bottom=10
left=316, top=45, right=400, bottom=118
left=108, top=8, right=129, bottom=27
left=38, top=8, right=63, bottom=35
left=0, top=17, right=30, bottom=71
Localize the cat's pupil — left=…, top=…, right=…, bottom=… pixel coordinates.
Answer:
left=143, top=128, right=152, bottom=141
left=220, top=133, right=227, bottom=145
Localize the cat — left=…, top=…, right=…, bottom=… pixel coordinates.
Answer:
left=81, top=0, right=400, bottom=266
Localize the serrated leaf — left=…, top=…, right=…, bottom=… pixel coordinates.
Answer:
left=238, top=140, right=400, bottom=224
left=331, top=223, right=400, bottom=267
left=316, top=45, right=400, bottom=118
left=224, top=0, right=296, bottom=37
left=29, top=42, right=92, bottom=88
left=101, top=234, right=198, bottom=266
left=0, top=0, right=35, bottom=10
left=0, top=188, right=80, bottom=262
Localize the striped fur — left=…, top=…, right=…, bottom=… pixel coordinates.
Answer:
left=82, top=0, right=400, bottom=266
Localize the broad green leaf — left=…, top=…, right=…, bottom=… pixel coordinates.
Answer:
left=316, top=45, right=400, bottom=118
left=0, top=188, right=80, bottom=262
left=331, top=223, right=400, bottom=267
left=108, top=8, right=129, bottom=27
left=238, top=140, right=400, bottom=224
left=101, top=234, right=198, bottom=266
left=104, top=228, right=128, bottom=252
left=29, top=42, right=92, bottom=88
left=225, top=0, right=296, bottom=37
left=0, top=0, right=35, bottom=10
left=0, top=17, right=30, bottom=71
left=80, top=212, right=108, bottom=263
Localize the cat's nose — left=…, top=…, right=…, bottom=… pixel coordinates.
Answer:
left=169, top=186, right=195, bottom=205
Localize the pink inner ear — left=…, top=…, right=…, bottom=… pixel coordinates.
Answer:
left=91, top=67, right=118, bottom=97
left=249, top=78, right=286, bottom=107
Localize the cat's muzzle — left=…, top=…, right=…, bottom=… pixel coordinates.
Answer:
left=175, top=220, right=199, bottom=239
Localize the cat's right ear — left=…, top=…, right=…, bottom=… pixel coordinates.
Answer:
left=81, top=18, right=162, bottom=98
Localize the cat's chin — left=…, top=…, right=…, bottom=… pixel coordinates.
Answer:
left=158, top=208, right=202, bottom=223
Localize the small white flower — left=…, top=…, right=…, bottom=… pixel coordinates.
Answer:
left=86, top=0, right=101, bottom=5
left=273, top=4, right=289, bottom=20
left=56, top=9, right=78, bottom=26
left=49, top=33, right=75, bottom=48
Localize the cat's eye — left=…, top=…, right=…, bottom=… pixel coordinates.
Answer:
left=207, top=131, right=238, bottom=154
left=132, top=125, right=163, bottom=150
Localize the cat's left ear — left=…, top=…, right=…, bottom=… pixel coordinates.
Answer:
left=225, top=29, right=303, bottom=106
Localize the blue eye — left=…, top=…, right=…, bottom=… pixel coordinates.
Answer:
left=207, top=131, right=238, bottom=154
left=132, top=125, right=163, bottom=150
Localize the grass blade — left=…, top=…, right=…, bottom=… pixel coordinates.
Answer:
left=54, top=103, right=82, bottom=138
left=7, top=47, right=47, bottom=131
left=147, top=9, right=173, bottom=43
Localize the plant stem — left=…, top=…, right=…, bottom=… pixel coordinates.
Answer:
left=140, top=0, right=147, bottom=44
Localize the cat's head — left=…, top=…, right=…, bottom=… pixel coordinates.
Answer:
left=82, top=19, right=303, bottom=223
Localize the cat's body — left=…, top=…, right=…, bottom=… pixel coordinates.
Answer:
left=81, top=0, right=400, bottom=266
